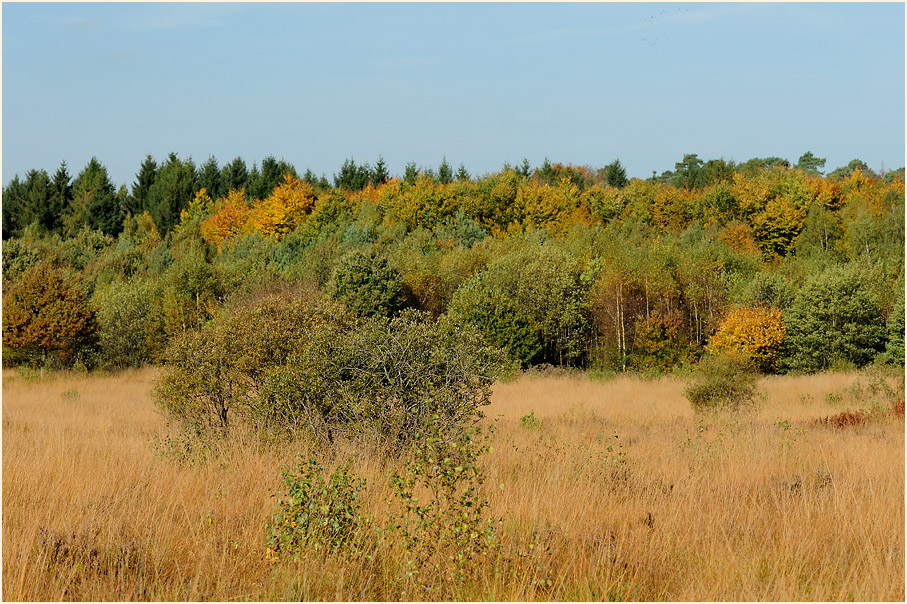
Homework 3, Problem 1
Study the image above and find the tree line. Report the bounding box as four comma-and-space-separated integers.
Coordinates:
2, 151, 904, 376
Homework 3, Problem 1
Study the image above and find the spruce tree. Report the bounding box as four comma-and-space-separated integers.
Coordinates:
129, 154, 158, 215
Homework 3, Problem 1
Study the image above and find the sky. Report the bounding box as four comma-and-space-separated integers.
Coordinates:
2, 2, 905, 188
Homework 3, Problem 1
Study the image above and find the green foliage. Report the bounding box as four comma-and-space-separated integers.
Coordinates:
156, 287, 346, 433
155, 290, 503, 450
600, 159, 629, 189
69, 157, 122, 237
266, 459, 366, 561
146, 152, 198, 235
447, 273, 542, 367
684, 354, 759, 413
2, 264, 98, 367
520, 410, 543, 430
334, 157, 371, 191
785, 264, 887, 372
327, 248, 407, 318
388, 415, 499, 593
91, 277, 165, 368
884, 285, 904, 366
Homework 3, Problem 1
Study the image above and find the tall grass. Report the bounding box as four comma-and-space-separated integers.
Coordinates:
3, 368, 903, 600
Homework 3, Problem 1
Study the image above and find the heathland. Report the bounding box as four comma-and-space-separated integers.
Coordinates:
3, 367, 903, 601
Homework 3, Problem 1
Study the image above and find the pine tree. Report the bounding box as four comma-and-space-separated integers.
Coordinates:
70, 157, 121, 236
146, 153, 198, 235
601, 159, 629, 189
220, 156, 249, 194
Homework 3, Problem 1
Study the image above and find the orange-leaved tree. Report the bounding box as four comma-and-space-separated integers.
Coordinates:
708, 306, 785, 373
201, 189, 251, 248
2, 265, 99, 366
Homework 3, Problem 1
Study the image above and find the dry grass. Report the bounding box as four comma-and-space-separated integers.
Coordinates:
2, 368, 904, 600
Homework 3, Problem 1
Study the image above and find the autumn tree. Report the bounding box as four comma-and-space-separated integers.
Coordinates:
709, 306, 786, 373
3, 264, 99, 366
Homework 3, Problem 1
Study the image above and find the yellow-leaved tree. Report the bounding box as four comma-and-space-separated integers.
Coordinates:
709, 306, 786, 373
247, 174, 315, 240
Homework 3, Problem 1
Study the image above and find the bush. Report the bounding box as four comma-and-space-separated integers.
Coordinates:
266, 459, 366, 561
2, 264, 98, 367
630, 313, 691, 373
327, 247, 407, 317
447, 273, 541, 367
784, 264, 887, 372
388, 415, 499, 593
92, 277, 165, 368
684, 354, 759, 413
155, 290, 504, 451
155, 287, 348, 434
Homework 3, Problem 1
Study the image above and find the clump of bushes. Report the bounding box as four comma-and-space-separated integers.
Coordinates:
684, 354, 759, 413
327, 247, 407, 318
154, 287, 504, 450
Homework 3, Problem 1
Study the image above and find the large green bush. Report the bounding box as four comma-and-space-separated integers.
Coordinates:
447, 273, 541, 367
448, 238, 591, 367
784, 264, 887, 372
91, 277, 165, 368
327, 247, 407, 317
155, 289, 503, 450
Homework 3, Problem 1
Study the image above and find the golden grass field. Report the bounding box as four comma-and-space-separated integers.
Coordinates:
2, 367, 904, 601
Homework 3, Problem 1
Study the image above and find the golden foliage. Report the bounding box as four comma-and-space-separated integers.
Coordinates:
247, 174, 316, 240
200, 189, 250, 248
709, 306, 786, 372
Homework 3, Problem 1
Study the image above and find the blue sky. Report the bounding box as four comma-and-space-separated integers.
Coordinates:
3, 2, 904, 188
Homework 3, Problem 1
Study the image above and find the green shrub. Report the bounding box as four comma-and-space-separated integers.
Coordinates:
155, 287, 348, 434
784, 264, 887, 373
266, 459, 366, 561
520, 411, 543, 430
155, 291, 504, 451
388, 414, 499, 594
684, 354, 759, 413
92, 277, 164, 368
447, 273, 541, 367
327, 247, 406, 317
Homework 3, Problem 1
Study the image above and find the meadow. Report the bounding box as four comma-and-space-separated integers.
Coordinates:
2, 367, 903, 601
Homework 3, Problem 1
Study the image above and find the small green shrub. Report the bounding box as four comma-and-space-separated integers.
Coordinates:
520, 411, 543, 430
684, 354, 759, 413
266, 459, 366, 561
61, 388, 80, 401
388, 414, 499, 594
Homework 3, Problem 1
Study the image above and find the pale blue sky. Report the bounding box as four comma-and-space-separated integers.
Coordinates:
3, 2, 904, 188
